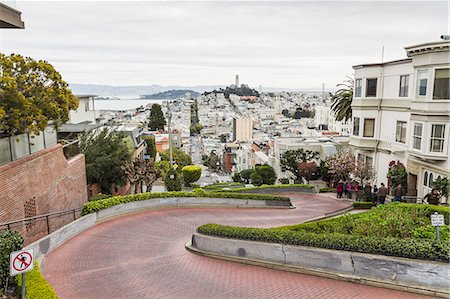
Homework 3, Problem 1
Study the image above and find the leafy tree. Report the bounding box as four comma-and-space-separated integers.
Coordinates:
219, 134, 227, 143
319, 159, 332, 184
331, 77, 353, 122
142, 135, 156, 158
239, 169, 254, 183
281, 109, 291, 117
280, 149, 319, 181
297, 162, 318, 183
250, 171, 263, 186
202, 151, 220, 171
386, 161, 407, 190
325, 151, 356, 182
182, 165, 202, 187
79, 128, 133, 194
141, 158, 161, 192
255, 164, 277, 185
160, 148, 192, 169
123, 158, 161, 193
432, 177, 449, 202
293, 108, 310, 119
0, 54, 78, 137
353, 162, 376, 185
232, 172, 242, 182
148, 104, 166, 131
164, 167, 183, 191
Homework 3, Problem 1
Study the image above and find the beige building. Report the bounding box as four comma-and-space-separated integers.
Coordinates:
350, 40, 449, 198
233, 117, 253, 142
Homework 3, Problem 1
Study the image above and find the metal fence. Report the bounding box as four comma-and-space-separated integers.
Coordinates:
0, 208, 83, 245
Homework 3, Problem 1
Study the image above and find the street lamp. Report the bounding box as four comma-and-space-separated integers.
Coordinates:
167, 100, 173, 168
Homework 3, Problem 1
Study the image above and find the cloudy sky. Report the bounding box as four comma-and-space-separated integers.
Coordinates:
2, 1, 448, 90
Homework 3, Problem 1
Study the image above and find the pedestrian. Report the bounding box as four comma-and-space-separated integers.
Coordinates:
372, 184, 378, 203
423, 188, 440, 205
364, 183, 372, 201
346, 181, 352, 199
336, 182, 344, 199
343, 180, 349, 198
394, 184, 403, 202
377, 183, 387, 204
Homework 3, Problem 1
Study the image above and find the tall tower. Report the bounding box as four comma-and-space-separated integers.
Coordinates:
235, 75, 239, 87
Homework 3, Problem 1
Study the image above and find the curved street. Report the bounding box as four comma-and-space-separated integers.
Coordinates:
42, 193, 431, 298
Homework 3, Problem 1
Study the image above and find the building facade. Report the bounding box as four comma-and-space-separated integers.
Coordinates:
233, 117, 253, 141
350, 40, 449, 197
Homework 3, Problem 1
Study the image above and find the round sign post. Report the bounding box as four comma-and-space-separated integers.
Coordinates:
9, 249, 34, 299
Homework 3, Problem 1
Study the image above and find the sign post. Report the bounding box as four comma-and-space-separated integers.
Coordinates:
431, 212, 445, 241
9, 249, 34, 299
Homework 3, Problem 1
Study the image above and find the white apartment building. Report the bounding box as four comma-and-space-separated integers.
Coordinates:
350, 40, 449, 197
68, 95, 96, 124
328, 110, 351, 135
314, 106, 330, 128
233, 117, 253, 141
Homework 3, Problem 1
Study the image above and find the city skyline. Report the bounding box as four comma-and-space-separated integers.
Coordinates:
1, 1, 447, 89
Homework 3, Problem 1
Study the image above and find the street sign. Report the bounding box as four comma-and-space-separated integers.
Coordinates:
10, 249, 34, 276
431, 213, 445, 227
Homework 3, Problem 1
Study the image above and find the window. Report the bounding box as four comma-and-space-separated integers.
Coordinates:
416, 70, 428, 97
363, 118, 375, 137
399, 75, 409, 97
433, 68, 449, 100
430, 124, 445, 153
85, 100, 90, 111
423, 171, 428, 186
353, 117, 360, 136
355, 79, 362, 97
412, 123, 422, 150
366, 156, 373, 166
395, 121, 407, 143
366, 79, 377, 97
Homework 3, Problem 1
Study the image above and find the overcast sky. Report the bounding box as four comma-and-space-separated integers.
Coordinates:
2, 1, 448, 89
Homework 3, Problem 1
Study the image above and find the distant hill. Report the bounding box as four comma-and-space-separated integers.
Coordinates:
69, 84, 223, 96
204, 84, 259, 99
141, 90, 200, 99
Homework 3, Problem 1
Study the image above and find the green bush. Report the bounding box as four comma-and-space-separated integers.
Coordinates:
88, 193, 112, 202
82, 191, 290, 215
17, 262, 58, 299
255, 165, 277, 185
164, 168, 183, 191
182, 165, 202, 187
197, 204, 450, 261
352, 202, 376, 209
216, 184, 315, 193
319, 187, 336, 193
0, 230, 23, 293
279, 178, 289, 184
250, 172, 263, 186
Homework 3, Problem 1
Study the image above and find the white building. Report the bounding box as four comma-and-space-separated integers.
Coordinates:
314, 106, 330, 128
350, 40, 449, 198
68, 95, 96, 124
233, 117, 253, 142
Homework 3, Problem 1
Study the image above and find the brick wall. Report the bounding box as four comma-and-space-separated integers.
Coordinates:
0, 144, 88, 244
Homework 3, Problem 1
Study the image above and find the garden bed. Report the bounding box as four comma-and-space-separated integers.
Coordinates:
213, 184, 315, 193
197, 203, 450, 261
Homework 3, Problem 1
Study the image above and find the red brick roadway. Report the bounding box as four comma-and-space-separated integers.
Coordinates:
42, 193, 432, 299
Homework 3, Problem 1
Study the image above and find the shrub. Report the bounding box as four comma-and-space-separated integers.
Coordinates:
88, 193, 112, 202
164, 168, 183, 191
232, 172, 242, 183
352, 202, 376, 209
81, 191, 290, 215
196, 204, 450, 261
17, 262, 57, 299
319, 187, 336, 193
250, 172, 263, 186
239, 169, 254, 183
279, 178, 289, 184
255, 165, 277, 185
0, 230, 23, 293
216, 184, 315, 193
182, 165, 202, 187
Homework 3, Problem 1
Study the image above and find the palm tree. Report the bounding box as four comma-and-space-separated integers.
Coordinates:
331, 77, 354, 122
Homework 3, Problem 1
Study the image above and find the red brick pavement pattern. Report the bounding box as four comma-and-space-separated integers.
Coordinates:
42, 194, 432, 299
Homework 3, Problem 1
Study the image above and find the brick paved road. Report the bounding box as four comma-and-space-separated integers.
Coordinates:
42, 193, 432, 298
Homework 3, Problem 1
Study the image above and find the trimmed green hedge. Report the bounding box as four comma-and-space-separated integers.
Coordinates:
82, 191, 290, 215
319, 187, 336, 193
197, 203, 450, 261
0, 230, 23, 294
17, 262, 58, 299
353, 202, 377, 209
214, 184, 315, 193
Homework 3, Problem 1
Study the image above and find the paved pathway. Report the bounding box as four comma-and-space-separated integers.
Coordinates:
42, 193, 431, 298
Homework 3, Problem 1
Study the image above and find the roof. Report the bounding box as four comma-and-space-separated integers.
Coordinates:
352, 58, 411, 69
405, 41, 450, 57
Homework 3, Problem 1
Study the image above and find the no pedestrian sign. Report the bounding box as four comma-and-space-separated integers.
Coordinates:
10, 249, 34, 276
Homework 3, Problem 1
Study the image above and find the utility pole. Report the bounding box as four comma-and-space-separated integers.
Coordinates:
167, 100, 173, 168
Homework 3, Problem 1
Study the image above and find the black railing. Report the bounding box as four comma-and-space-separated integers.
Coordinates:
62, 139, 81, 160
0, 208, 83, 236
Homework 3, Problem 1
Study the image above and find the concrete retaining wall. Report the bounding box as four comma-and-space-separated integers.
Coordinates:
25, 196, 291, 261
189, 233, 450, 297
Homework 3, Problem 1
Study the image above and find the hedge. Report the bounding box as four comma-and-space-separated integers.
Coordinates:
17, 262, 58, 299
82, 191, 290, 215
352, 202, 377, 209
0, 230, 23, 294
319, 187, 336, 193
197, 204, 450, 262
214, 184, 315, 193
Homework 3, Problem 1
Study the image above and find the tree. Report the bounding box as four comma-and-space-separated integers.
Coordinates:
239, 169, 254, 183
232, 172, 242, 182
202, 151, 220, 171
0, 54, 78, 137
432, 177, 449, 203
182, 165, 202, 187
353, 162, 376, 185
123, 158, 161, 193
79, 128, 133, 194
160, 148, 192, 169
331, 77, 353, 122
142, 135, 156, 158
255, 164, 277, 185
164, 168, 183, 191
297, 162, 318, 183
386, 161, 407, 190
325, 151, 356, 182
219, 134, 227, 143
280, 149, 319, 181
250, 171, 263, 186
140, 158, 161, 192
122, 158, 141, 194
148, 104, 166, 131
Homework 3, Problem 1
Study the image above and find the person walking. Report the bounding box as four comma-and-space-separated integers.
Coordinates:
394, 184, 403, 202
377, 183, 387, 204
423, 188, 440, 205
346, 181, 352, 199
336, 182, 344, 199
